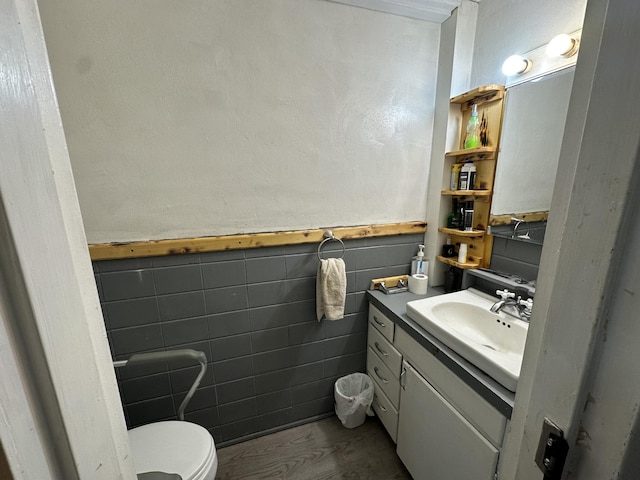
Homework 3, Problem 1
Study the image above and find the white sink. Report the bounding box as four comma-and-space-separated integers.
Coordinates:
406, 288, 528, 391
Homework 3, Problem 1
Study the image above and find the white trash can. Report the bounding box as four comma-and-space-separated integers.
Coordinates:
334, 373, 374, 428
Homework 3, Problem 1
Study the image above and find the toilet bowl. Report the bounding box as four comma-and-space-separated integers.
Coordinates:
128, 420, 217, 480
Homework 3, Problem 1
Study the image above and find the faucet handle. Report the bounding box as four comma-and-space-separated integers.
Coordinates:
518, 297, 534, 313
496, 289, 515, 300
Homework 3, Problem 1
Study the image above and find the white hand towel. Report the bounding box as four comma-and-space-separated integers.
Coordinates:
316, 258, 346, 321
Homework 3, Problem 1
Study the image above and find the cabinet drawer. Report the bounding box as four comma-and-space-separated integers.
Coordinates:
367, 347, 400, 408
368, 325, 402, 378
372, 378, 399, 443
395, 328, 507, 447
368, 304, 394, 342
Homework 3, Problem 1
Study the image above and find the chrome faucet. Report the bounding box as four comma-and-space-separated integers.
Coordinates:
490, 289, 517, 313
490, 289, 534, 321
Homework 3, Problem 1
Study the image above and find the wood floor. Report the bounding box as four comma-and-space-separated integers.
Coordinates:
216, 416, 412, 480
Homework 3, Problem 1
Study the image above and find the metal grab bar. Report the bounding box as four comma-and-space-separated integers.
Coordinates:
114, 349, 207, 421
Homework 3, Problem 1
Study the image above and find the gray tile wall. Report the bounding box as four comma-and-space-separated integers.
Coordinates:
490, 237, 543, 282
95, 234, 424, 446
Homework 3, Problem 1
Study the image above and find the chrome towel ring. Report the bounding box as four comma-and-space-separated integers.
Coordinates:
317, 230, 345, 261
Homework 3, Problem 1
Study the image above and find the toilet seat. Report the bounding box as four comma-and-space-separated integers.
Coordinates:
128, 421, 218, 480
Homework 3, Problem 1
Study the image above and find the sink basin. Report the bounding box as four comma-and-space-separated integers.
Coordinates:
406, 288, 528, 391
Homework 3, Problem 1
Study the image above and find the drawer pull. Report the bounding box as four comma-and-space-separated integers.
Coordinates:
373, 315, 386, 328
374, 341, 389, 357
374, 366, 389, 384
375, 401, 387, 413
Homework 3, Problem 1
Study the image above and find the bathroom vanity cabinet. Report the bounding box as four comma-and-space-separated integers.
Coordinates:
437, 85, 506, 270
367, 290, 513, 480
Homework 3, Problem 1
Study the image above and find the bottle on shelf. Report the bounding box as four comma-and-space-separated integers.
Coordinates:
464, 103, 480, 149
441, 237, 456, 257
463, 200, 475, 231
468, 161, 477, 190
458, 160, 476, 191
450, 162, 462, 190
447, 199, 461, 229
458, 161, 470, 190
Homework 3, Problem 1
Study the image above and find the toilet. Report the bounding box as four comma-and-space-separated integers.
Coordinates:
114, 349, 218, 480
128, 420, 217, 480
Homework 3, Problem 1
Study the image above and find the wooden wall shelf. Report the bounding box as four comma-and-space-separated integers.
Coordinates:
450, 85, 505, 107
438, 227, 485, 238
441, 190, 492, 197
445, 147, 496, 160
438, 84, 506, 272
436, 255, 481, 269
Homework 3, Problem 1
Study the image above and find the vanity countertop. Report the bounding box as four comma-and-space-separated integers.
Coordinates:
367, 288, 515, 418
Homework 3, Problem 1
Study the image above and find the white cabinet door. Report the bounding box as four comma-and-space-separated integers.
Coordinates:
397, 362, 499, 480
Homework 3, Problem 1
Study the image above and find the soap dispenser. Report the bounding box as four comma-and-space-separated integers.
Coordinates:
411, 245, 427, 275
464, 104, 480, 149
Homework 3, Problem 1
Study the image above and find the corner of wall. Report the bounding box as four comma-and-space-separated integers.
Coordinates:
450, 0, 478, 97
425, 2, 478, 286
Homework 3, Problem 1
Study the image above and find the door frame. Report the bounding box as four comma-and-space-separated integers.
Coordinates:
0, 0, 134, 478
500, 0, 640, 478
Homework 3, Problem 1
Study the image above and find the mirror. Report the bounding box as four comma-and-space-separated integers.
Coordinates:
490, 67, 575, 228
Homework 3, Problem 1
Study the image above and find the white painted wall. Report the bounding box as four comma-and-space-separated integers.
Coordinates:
470, 0, 587, 87
38, 0, 440, 244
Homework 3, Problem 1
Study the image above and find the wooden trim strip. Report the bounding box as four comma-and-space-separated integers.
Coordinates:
88, 221, 428, 261
489, 211, 549, 226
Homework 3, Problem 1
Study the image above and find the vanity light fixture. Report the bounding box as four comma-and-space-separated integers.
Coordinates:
502, 29, 581, 87
501, 55, 532, 77
546, 33, 579, 58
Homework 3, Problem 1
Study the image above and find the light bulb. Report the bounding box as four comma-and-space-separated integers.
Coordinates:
502, 55, 531, 76
546, 34, 578, 58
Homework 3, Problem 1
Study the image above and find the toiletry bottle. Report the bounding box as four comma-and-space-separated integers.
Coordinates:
468, 161, 477, 190
464, 200, 475, 231
459, 201, 466, 231
411, 245, 426, 275
464, 103, 480, 149
441, 237, 455, 257
447, 199, 461, 229
450, 163, 461, 190
458, 161, 470, 190
458, 160, 476, 190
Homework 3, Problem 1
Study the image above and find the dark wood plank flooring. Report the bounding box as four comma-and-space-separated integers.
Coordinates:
216, 416, 412, 479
